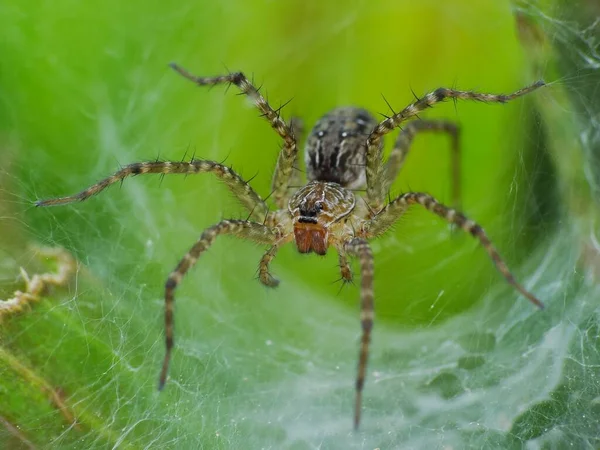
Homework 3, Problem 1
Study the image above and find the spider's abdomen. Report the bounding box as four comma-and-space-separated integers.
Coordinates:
305, 107, 379, 189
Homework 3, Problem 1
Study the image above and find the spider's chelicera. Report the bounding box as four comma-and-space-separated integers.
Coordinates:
37, 63, 546, 429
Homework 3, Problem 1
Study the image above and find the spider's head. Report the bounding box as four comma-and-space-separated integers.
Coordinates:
288, 181, 355, 255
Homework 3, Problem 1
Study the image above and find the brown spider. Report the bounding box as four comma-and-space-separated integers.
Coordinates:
37, 63, 546, 429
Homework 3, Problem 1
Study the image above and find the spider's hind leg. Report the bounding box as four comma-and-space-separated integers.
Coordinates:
383, 120, 461, 210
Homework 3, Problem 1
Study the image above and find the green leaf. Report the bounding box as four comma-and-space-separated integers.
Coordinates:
1, 0, 598, 448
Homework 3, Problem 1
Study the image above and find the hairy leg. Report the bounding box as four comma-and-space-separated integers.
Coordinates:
344, 238, 375, 430
170, 63, 298, 209
289, 116, 305, 140
382, 120, 461, 209
288, 116, 306, 189
365, 81, 546, 209
36, 160, 270, 222
361, 192, 544, 308
158, 220, 277, 390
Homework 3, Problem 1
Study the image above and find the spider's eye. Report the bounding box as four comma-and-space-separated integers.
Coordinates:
299, 202, 323, 219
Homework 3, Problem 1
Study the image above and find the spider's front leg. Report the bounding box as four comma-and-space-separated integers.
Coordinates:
360, 192, 544, 309
171, 63, 299, 209
344, 238, 375, 430
382, 120, 461, 209
36, 160, 270, 222
364, 80, 546, 209
158, 220, 277, 390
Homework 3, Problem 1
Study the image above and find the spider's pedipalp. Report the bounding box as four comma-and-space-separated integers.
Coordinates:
337, 247, 353, 283
365, 80, 546, 209
258, 247, 280, 287
170, 63, 298, 209
344, 238, 375, 430
362, 192, 544, 309
258, 235, 294, 288
159, 219, 278, 390
36, 160, 270, 222
383, 120, 461, 210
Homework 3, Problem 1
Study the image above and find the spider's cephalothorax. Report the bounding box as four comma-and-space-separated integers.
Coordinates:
288, 181, 355, 255
36, 62, 547, 430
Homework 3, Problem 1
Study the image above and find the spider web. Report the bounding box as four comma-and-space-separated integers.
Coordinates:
0, 0, 599, 448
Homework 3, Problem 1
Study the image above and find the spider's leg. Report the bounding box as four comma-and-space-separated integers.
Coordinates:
365, 80, 546, 209
382, 120, 461, 210
258, 234, 293, 287
170, 63, 298, 209
36, 160, 270, 222
361, 192, 544, 309
344, 238, 374, 430
158, 219, 277, 390
289, 116, 305, 140
287, 116, 306, 189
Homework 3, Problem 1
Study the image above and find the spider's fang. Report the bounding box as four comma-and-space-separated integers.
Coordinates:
293, 223, 328, 255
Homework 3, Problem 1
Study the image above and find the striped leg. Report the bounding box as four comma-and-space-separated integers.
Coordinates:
289, 116, 305, 141
345, 238, 375, 430
287, 116, 306, 189
158, 220, 277, 390
365, 80, 546, 209
170, 63, 298, 209
36, 160, 270, 222
382, 120, 461, 209
361, 192, 544, 309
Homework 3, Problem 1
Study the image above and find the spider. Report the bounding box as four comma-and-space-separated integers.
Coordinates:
37, 63, 546, 429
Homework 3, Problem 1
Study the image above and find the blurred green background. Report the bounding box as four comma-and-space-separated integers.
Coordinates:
0, 0, 598, 448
